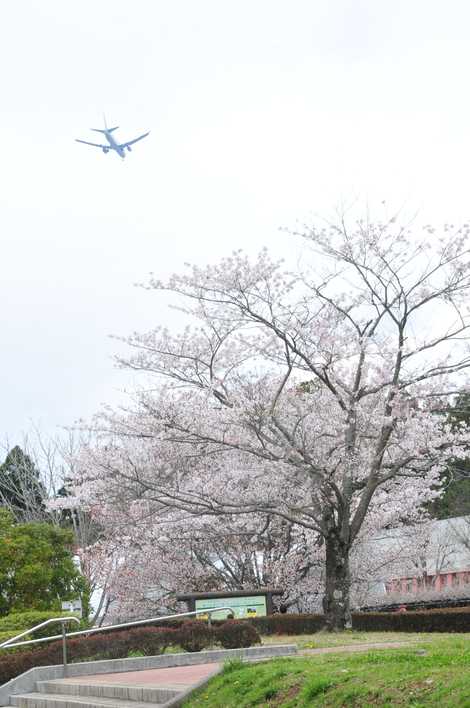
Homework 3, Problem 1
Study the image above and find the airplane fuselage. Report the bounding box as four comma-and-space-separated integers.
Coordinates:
76, 119, 149, 159
104, 131, 126, 158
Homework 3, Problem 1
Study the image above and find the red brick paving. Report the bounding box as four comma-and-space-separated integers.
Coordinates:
62, 663, 221, 687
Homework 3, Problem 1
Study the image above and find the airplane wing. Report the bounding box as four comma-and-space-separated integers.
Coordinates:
119, 131, 150, 149
75, 139, 109, 149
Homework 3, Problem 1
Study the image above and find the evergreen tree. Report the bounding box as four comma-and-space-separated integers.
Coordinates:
431, 393, 470, 519
0, 446, 46, 521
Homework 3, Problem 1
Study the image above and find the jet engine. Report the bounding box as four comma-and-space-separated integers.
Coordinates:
127, 145, 132, 152
102, 147, 109, 154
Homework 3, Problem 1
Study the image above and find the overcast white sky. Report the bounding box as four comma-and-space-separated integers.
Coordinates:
3, 0, 470, 444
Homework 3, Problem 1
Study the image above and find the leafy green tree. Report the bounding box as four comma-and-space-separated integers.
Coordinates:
0, 509, 88, 616
431, 393, 470, 519
0, 446, 46, 521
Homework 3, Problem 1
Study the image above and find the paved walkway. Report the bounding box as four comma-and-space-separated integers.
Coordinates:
62, 663, 221, 689
298, 640, 417, 656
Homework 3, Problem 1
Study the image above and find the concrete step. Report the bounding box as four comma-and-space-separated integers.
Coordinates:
1, 645, 297, 708
10, 694, 165, 708
36, 681, 179, 704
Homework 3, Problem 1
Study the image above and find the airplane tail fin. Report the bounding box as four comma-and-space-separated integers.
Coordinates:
91, 114, 119, 133
91, 126, 119, 134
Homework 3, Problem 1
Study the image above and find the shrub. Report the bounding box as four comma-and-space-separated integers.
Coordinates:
216, 621, 261, 649
0, 631, 20, 647
99, 609, 470, 642
178, 621, 213, 652
0, 631, 34, 656
68, 627, 177, 661
244, 608, 470, 634
248, 613, 326, 635
0, 611, 81, 639
0, 650, 38, 685
0, 627, 178, 684
352, 607, 470, 633
0, 616, 265, 684
0, 611, 84, 658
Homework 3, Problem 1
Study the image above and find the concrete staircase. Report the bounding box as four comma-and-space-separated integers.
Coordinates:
2, 645, 298, 708
11, 682, 173, 708
8, 663, 223, 708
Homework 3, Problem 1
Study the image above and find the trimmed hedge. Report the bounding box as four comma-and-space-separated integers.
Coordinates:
216, 620, 261, 649
247, 614, 326, 636
0, 626, 179, 684
0, 632, 21, 650
178, 622, 214, 652
57, 607, 470, 646
245, 608, 470, 634
0, 620, 260, 685
353, 608, 470, 633
0, 611, 82, 639
0, 631, 41, 656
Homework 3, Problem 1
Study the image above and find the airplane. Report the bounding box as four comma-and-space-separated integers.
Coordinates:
76, 116, 150, 159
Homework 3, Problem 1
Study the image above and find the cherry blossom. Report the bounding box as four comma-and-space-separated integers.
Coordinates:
70, 219, 470, 630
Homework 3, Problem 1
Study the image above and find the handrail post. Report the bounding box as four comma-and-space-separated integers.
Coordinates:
61, 622, 68, 677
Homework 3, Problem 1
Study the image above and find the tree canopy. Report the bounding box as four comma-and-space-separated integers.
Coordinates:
0, 446, 46, 521
0, 508, 87, 616
431, 392, 470, 519
70, 218, 470, 630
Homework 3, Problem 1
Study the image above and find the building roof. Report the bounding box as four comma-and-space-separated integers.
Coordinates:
177, 588, 284, 601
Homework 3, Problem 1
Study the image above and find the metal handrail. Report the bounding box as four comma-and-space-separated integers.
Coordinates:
0, 616, 80, 649
0, 607, 236, 676
0, 616, 81, 677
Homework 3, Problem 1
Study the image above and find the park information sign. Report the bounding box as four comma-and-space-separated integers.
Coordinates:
177, 588, 283, 617
195, 594, 267, 620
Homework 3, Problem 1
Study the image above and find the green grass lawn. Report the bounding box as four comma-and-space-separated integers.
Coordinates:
184, 636, 470, 707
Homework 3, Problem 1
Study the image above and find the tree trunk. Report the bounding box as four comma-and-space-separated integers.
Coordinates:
322, 532, 352, 631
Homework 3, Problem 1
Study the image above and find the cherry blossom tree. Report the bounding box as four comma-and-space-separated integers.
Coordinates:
74, 218, 470, 630
61, 463, 436, 622
63, 493, 325, 622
